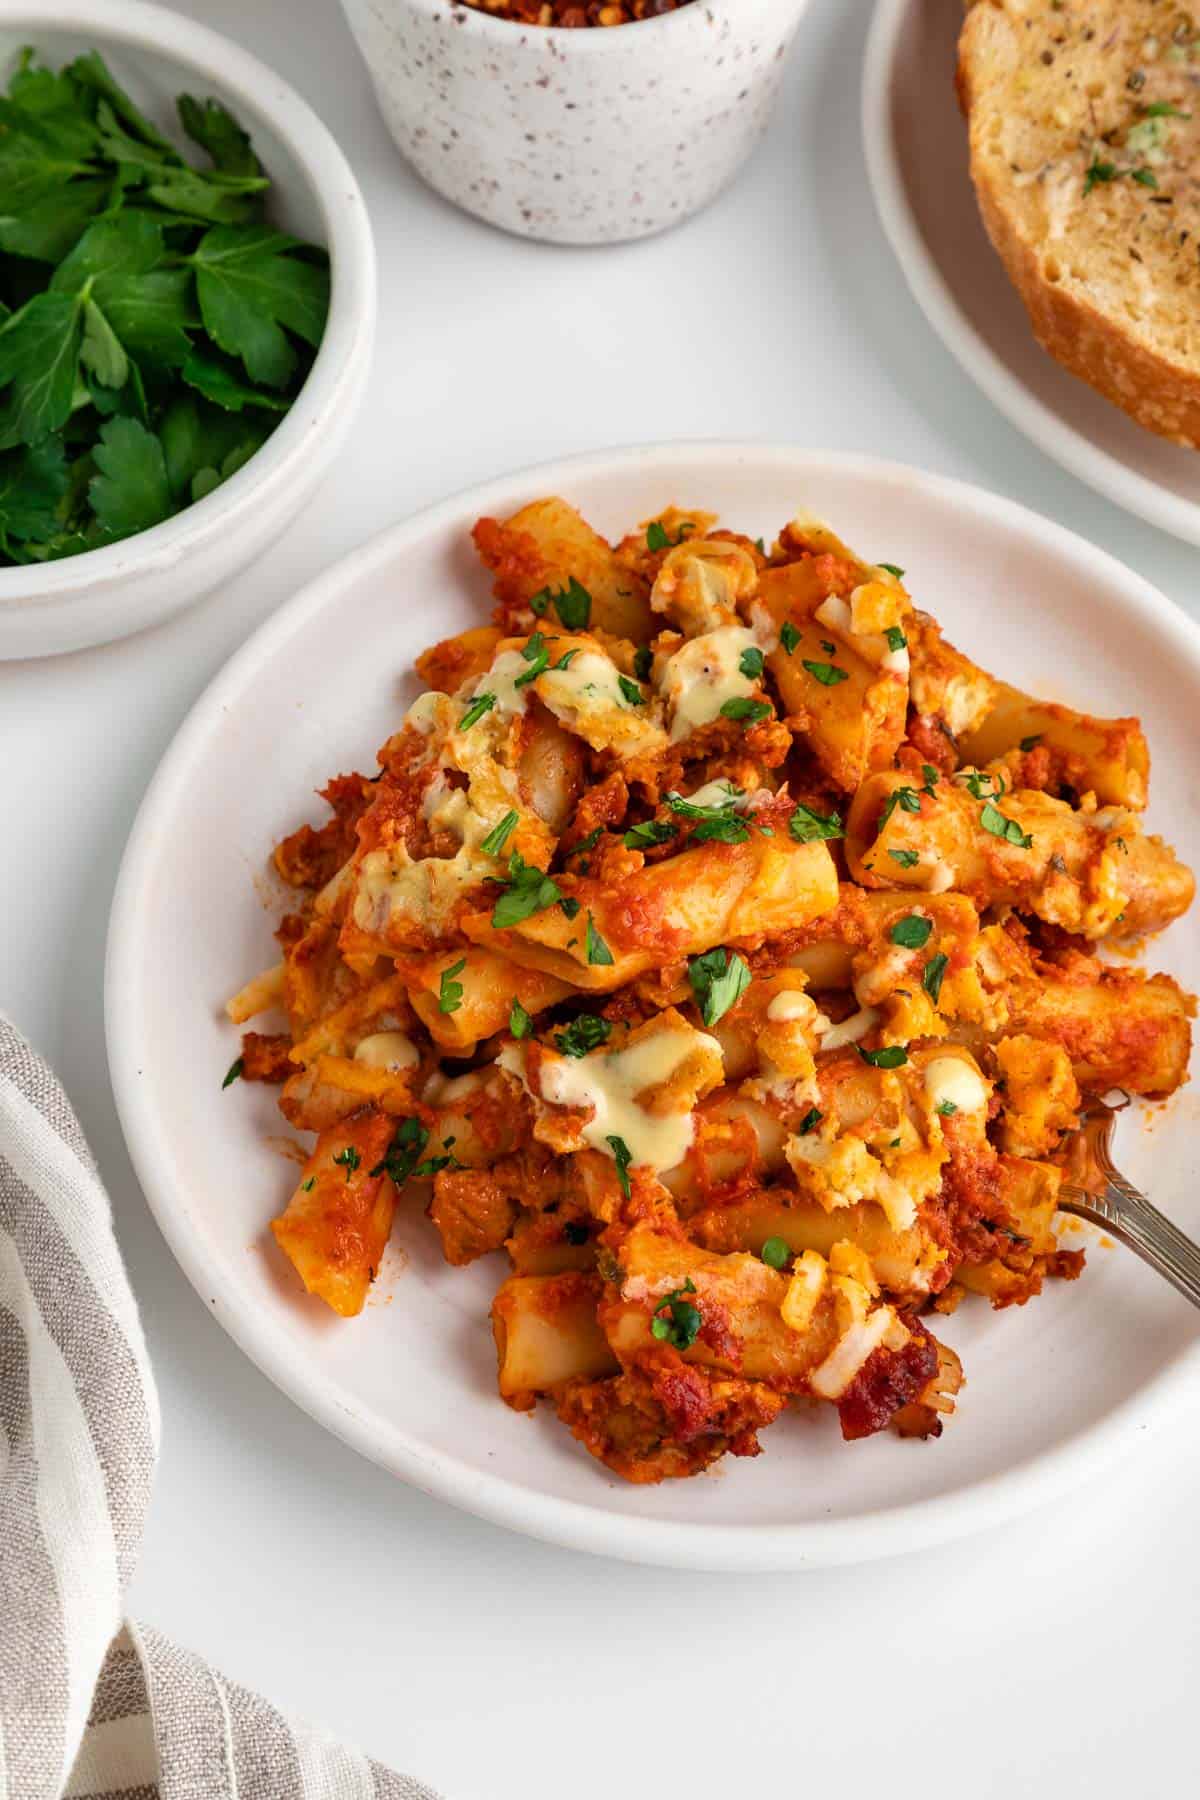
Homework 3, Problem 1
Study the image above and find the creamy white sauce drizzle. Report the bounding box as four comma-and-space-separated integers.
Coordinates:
354, 1031, 419, 1071
659, 625, 759, 742
923, 1055, 988, 1115
538, 1023, 723, 1171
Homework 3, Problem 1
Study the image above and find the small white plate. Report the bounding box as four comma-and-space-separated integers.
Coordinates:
106, 443, 1200, 1571
862, 0, 1200, 548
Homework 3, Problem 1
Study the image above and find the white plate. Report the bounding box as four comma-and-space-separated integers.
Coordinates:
106, 443, 1200, 1571
862, 0, 1200, 548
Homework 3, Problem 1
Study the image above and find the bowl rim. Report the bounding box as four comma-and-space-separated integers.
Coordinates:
106, 437, 1200, 1571
0, 0, 375, 610
376, 0, 774, 52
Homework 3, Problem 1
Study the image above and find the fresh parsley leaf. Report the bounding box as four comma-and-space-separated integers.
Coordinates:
617, 673, 646, 706
554, 1014, 611, 1058
876, 786, 922, 831
558, 896, 581, 921
607, 1133, 634, 1200
1132, 167, 1159, 188
936, 1099, 958, 1117
0, 438, 68, 541
720, 697, 771, 724
1084, 157, 1120, 196
333, 1144, 361, 1178
646, 519, 691, 551
371, 1116, 429, 1185
692, 815, 751, 844
585, 912, 614, 966
1142, 101, 1191, 118
221, 1055, 243, 1089
67, 50, 179, 155
623, 819, 677, 851
80, 298, 128, 390
980, 801, 1033, 848
301, 1177, 315, 1192
797, 1106, 822, 1135
922, 952, 949, 1007
529, 575, 591, 630
650, 1278, 701, 1348
178, 93, 263, 178
760, 1236, 790, 1271
857, 1044, 909, 1069
459, 691, 496, 730
890, 914, 932, 950
633, 645, 653, 681
877, 562, 905, 579
664, 787, 741, 820
688, 947, 751, 1027
780, 620, 800, 654
490, 851, 562, 928
921, 763, 939, 792
885, 625, 907, 653
789, 802, 844, 844
888, 848, 920, 868
554, 649, 578, 670
802, 659, 849, 686
514, 630, 549, 687
0, 291, 83, 444
88, 416, 172, 541
438, 956, 467, 1014
189, 224, 329, 389
509, 999, 532, 1039
570, 827, 603, 859
180, 348, 289, 413
480, 809, 519, 856
739, 646, 765, 680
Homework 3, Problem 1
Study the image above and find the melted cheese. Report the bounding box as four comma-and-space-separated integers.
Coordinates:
405, 689, 447, 734
353, 843, 488, 937
767, 990, 814, 1023
660, 625, 759, 742
684, 778, 747, 812
472, 648, 531, 719
537, 646, 667, 760
817, 1005, 880, 1050
810, 1307, 902, 1400
923, 1055, 988, 1115
537, 1022, 723, 1172
814, 593, 909, 678
354, 1031, 419, 1071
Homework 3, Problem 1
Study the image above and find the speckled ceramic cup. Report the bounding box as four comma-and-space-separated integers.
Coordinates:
338, 0, 812, 244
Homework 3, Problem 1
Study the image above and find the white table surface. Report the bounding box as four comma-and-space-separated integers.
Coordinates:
3, 1, 1199, 1793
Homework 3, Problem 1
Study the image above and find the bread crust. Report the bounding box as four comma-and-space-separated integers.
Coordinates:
958, 6, 1200, 449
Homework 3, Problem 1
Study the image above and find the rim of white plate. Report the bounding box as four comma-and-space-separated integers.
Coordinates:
106, 441, 1200, 1571
861, 0, 1200, 550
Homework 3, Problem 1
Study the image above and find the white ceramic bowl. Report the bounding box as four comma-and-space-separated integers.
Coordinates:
0, 0, 376, 661
338, 0, 811, 245
107, 442, 1200, 1571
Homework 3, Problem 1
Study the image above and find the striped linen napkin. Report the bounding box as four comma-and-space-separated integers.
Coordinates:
0, 1015, 439, 1800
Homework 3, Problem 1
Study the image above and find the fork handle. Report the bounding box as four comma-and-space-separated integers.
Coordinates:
1060, 1176, 1200, 1313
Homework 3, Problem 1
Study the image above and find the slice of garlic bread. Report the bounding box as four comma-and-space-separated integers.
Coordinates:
958, 0, 1200, 446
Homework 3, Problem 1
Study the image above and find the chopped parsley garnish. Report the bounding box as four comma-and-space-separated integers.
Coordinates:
617, 673, 646, 706
438, 957, 466, 1014
665, 787, 741, 819
980, 801, 1033, 848
720, 697, 771, 724
921, 763, 940, 792
333, 1145, 361, 1178
802, 659, 849, 686
490, 851, 562, 928
571, 827, 603, 859
459, 691, 495, 730
1019, 734, 1042, 752
958, 768, 1000, 799
797, 1106, 822, 1135
646, 519, 691, 552
877, 563, 904, 578
633, 645, 653, 681
480, 809, 519, 857
222, 1055, 243, 1089
607, 1133, 634, 1200
789, 801, 844, 844
754, 537, 766, 555
1132, 168, 1159, 188
890, 914, 932, 950
1142, 101, 1191, 117
650, 1278, 701, 1348
739, 646, 765, 680
688, 946, 751, 1027
888, 848, 920, 868
780, 620, 801, 655
554, 649, 579, 670
760, 1237, 790, 1271
922, 951, 949, 1007
514, 630, 549, 688
508, 999, 532, 1039
555, 1014, 611, 1058
558, 896, 581, 920
529, 575, 591, 630
876, 786, 922, 831
301, 1177, 315, 1192
623, 819, 677, 851
857, 1044, 909, 1069
936, 1099, 958, 1118
371, 1117, 453, 1185
1084, 157, 1120, 195
820, 640, 838, 656
884, 625, 907, 653
585, 912, 614, 966
692, 814, 751, 845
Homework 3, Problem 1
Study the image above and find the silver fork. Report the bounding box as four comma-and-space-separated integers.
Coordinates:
1057, 1096, 1200, 1311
